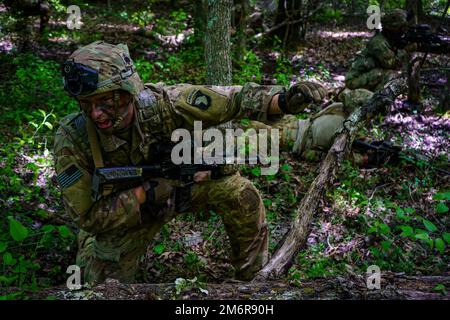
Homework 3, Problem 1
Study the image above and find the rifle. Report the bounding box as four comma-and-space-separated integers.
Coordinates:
91, 161, 227, 212
352, 139, 450, 175
91, 143, 259, 212
403, 24, 450, 55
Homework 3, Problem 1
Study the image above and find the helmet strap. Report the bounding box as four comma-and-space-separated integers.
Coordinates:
112, 91, 132, 129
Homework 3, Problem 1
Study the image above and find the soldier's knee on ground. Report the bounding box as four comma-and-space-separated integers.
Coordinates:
338, 88, 374, 113
218, 176, 268, 280
74, 223, 164, 285
345, 68, 389, 91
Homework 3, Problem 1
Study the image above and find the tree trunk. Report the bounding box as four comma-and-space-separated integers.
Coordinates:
193, 0, 208, 45
406, 0, 419, 24
234, 0, 249, 64
205, 0, 233, 85
438, 69, 450, 112
407, 56, 422, 106
274, 0, 304, 48
255, 78, 407, 280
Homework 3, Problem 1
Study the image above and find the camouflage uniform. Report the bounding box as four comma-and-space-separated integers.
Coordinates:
54, 41, 348, 284
345, 10, 410, 92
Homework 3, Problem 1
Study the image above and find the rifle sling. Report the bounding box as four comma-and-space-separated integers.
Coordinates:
86, 117, 113, 197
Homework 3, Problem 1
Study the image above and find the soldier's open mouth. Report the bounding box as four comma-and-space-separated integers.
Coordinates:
97, 119, 112, 129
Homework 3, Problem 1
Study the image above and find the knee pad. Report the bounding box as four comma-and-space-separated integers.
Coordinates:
293, 103, 346, 156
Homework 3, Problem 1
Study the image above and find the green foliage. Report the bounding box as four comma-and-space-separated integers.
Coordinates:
274, 54, 292, 86
174, 277, 208, 296
8, 217, 29, 242
0, 53, 77, 132
289, 244, 346, 280
233, 50, 263, 84
135, 45, 205, 84
131, 9, 155, 27
154, 9, 189, 36
314, 8, 344, 24
0, 53, 78, 292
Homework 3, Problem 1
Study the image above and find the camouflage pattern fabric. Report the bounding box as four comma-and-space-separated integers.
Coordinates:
345, 32, 409, 91
75, 173, 267, 283
55, 41, 345, 284
54, 81, 282, 283
67, 41, 145, 99
381, 9, 408, 31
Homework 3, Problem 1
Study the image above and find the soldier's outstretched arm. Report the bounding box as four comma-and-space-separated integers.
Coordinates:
158, 81, 327, 130
54, 126, 143, 234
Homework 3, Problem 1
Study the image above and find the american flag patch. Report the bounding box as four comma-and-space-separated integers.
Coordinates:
56, 165, 82, 190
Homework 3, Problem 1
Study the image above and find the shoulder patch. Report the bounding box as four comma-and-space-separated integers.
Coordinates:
186, 89, 211, 110
56, 164, 82, 190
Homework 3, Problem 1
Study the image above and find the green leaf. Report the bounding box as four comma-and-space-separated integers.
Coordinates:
0, 242, 7, 253
263, 199, 272, 208
57, 225, 73, 238
415, 228, 427, 234
415, 233, 430, 241
433, 284, 446, 295
436, 203, 449, 214
154, 243, 165, 255
240, 118, 250, 126
396, 208, 411, 222
44, 122, 53, 130
379, 223, 391, 235
433, 191, 450, 201
3, 252, 17, 266
367, 226, 377, 234
404, 207, 415, 214
399, 225, 414, 237
8, 217, 29, 242
435, 238, 445, 254
443, 232, 450, 244
42, 225, 55, 232
422, 219, 437, 233
381, 240, 392, 251
251, 167, 261, 177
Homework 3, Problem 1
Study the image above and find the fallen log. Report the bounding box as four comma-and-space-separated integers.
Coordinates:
255, 78, 408, 280
5, 272, 448, 300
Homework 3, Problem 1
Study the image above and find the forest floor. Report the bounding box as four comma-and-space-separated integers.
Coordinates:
0, 1, 449, 300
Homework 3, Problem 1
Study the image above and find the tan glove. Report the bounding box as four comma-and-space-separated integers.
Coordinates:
280, 81, 328, 114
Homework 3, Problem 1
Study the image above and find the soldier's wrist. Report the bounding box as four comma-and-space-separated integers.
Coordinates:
133, 185, 147, 204
277, 92, 289, 114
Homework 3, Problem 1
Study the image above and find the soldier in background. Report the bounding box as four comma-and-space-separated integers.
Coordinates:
345, 9, 415, 92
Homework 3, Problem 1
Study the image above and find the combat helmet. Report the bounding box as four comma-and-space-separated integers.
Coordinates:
381, 9, 409, 32
61, 41, 144, 99
62, 41, 145, 129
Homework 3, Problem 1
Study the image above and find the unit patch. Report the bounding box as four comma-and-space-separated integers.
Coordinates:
56, 164, 82, 190
186, 89, 211, 110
